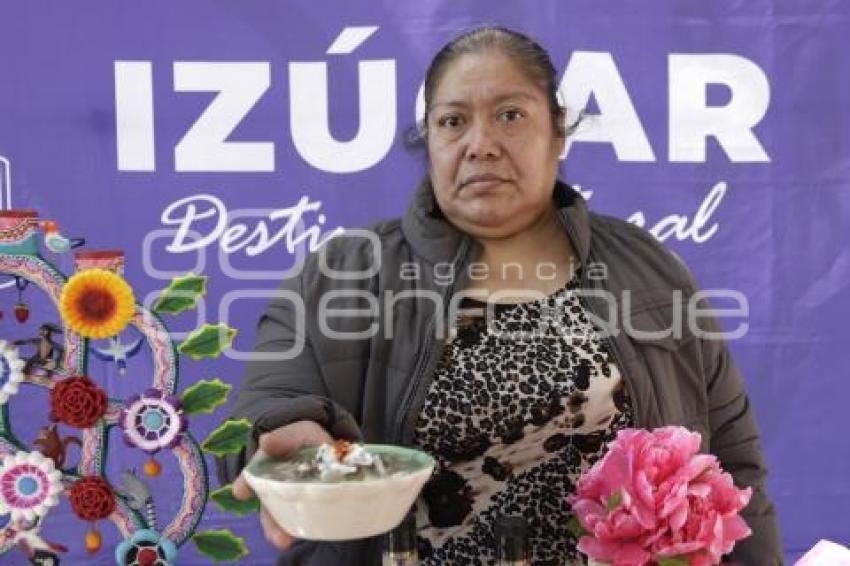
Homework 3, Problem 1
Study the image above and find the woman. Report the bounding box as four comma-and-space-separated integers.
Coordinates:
219, 27, 782, 565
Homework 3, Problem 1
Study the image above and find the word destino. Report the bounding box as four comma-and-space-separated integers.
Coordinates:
156, 180, 726, 260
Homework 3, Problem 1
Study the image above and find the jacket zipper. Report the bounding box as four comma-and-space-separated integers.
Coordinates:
573, 261, 641, 427
392, 238, 473, 445
558, 212, 642, 428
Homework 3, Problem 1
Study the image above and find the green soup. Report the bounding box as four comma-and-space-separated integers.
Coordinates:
249, 444, 434, 484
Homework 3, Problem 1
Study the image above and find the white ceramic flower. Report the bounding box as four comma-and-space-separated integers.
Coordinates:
0, 340, 25, 405
120, 390, 187, 454
0, 451, 63, 522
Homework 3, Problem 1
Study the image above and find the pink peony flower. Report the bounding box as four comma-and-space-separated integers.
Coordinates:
568, 427, 752, 565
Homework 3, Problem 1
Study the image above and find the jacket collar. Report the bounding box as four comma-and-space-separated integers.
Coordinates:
401, 176, 591, 266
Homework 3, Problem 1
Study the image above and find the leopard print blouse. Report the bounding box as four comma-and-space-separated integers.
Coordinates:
412, 273, 634, 565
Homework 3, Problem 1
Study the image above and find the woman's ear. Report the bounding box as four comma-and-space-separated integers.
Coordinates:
555, 106, 568, 155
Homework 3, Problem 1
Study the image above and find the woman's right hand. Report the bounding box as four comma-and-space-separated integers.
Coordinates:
232, 420, 333, 550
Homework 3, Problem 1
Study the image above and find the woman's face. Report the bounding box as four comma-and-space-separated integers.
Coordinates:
427, 50, 565, 239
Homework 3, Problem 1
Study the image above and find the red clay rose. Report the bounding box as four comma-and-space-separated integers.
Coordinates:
50, 376, 107, 428
69, 476, 116, 521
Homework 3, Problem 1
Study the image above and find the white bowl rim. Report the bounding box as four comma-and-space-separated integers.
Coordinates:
243, 443, 436, 489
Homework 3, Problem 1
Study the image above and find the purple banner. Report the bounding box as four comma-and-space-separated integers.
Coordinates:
1, 1, 848, 562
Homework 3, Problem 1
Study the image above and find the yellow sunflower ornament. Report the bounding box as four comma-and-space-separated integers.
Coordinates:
60, 268, 135, 339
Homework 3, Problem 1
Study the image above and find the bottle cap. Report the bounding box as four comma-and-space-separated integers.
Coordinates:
495, 515, 528, 561
386, 511, 417, 553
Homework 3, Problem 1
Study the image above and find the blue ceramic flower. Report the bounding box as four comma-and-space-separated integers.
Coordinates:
115, 529, 177, 566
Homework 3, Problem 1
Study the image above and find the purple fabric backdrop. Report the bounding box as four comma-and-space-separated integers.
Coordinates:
1, 1, 848, 563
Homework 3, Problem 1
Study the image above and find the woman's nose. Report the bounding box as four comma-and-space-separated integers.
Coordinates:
464, 121, 501, 161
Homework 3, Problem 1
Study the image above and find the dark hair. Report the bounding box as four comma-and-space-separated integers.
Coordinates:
418, 26, 573, 142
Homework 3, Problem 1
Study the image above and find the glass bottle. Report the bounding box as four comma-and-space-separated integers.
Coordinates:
383, 512, 418, 566
495, 515, 530, 566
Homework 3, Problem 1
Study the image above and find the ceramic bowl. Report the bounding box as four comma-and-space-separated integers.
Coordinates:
242, 444, 435, 541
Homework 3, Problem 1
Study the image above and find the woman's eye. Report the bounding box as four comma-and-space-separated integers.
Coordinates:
438, 115, 464, 128
498, 109, 524, 122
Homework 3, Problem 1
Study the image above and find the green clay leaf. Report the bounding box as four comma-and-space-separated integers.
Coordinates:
181, 378, 231, 415
153, 272, 208, 315
178, 323, 237, 360
210, 484, 260, 516
192, 529, 249, 563
201, 418, 252, 456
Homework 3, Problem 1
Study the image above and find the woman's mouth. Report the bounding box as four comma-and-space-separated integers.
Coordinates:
460, 174, 508, 192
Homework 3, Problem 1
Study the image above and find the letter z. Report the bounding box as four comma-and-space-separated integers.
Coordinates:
174, 62, 274, 172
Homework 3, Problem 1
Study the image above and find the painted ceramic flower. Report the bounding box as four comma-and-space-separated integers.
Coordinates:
0, 340, 25, 405
120, 389, 187, 454
115, 529, 177, 566
59, 268, 135, 339
69, 475, 116, 521
49, 375, 108, 429
0, 451, 63, 522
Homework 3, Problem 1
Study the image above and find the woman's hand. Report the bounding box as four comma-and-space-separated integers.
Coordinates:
232, 420, 333, 549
